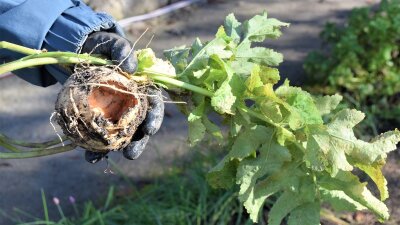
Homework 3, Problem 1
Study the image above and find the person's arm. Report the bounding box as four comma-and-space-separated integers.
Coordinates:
0, 0, 122, 86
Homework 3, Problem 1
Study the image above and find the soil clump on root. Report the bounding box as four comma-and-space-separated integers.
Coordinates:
55, 66, 149, 152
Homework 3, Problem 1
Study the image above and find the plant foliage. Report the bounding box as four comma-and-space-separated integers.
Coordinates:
138, 12, 400, 224
304, 0, 400, 132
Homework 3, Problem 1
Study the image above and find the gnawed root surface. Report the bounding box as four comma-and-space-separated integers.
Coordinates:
55, 67, 148, 152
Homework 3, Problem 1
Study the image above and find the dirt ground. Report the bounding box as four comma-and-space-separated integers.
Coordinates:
2, 0, 399, 224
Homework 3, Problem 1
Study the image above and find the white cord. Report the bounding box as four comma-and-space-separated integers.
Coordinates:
118, 0, 205, 28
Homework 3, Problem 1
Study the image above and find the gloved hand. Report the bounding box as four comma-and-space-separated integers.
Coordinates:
81, 32, 164, 163
81, 31, 138, 73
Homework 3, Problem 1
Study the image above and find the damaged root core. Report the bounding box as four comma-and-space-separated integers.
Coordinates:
55, 67, 148, 152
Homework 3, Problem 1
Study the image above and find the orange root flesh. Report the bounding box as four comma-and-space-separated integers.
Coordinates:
88, 81, 138, 123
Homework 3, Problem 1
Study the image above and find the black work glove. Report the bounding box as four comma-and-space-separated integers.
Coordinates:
81, 32, 164, 163
81, 31, 137, 74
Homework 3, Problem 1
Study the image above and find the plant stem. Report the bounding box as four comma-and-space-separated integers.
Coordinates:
0, 133, 67, 148
142, 68, 176, 77
0, 144, 76, 159
147, 74, 213, 97
20, 52, 111, 64
0, 56, 110, 75
0, 138, 21, 153
0, 41, 42, 55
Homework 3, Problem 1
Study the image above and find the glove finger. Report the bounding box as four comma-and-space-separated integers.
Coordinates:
81, 32, 137, 74
111, 38, 137, 74
81, 32, 118, 57
122, 135, 150, 160
142, 86, 164, 136
85, 150, 108, 164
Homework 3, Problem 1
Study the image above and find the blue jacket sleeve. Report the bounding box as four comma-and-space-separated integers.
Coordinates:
0, 0, 124, 86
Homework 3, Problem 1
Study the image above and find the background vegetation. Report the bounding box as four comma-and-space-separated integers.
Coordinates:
304, 0, 400, 135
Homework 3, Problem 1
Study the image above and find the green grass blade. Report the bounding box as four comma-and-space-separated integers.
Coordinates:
41, 189, 49, 223
104, 186, 114, 210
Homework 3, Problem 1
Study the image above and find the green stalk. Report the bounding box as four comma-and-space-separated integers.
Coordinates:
0, 56, 111, 75
147, 74, 213, 97
19, 52, 111, 63
0, 41, 42, 55
0, 134, 67, 148
0, 139, 21, 153
141, 68, 176, 77
0, 144, 76, 159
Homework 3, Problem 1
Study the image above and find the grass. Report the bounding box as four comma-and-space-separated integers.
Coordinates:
1, 150, 270, 225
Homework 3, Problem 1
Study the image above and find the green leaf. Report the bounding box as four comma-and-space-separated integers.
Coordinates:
244, 163, 301, 222
320, 188, 366, 211
327, 109, 365, 132
305, 124, 353, 175
326, 110, 400, 164
244, 65, 264, 96
137, 48, 177, 78
188, 101, 206, 146
203, 68, 226, 90
229, 110, 249, 137
188, 120, 205, 147
207, 156, 239, 189
136, 48, 156, 72
202, 116, 223, 141
230, 125, 270, 159
164, 46, 190, 74
287, 202, 320, 225
275, 126, 296, 146
243, 12, 290, 42
191, 38, 203, 56
355, 161, 389, 201
229, 59, 255, 77
313, 94, 343, 116
268, 178, 317, 225
244, 65, 279, 100
236, 43, 283, 67
193, 67, 209, 79
259, 101, 283, 123
236, 128, 291, 216
305, 109, 400, 177
349, 129, 400, 164
276, 84, 324, 129
268, 190, 303, 225
210, 56, 243, 114
211, 80, 237, 114
224, 13, 242, 43
259, 66, 280, 84
181, 38, 232, 78
320, 171, 389, 221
